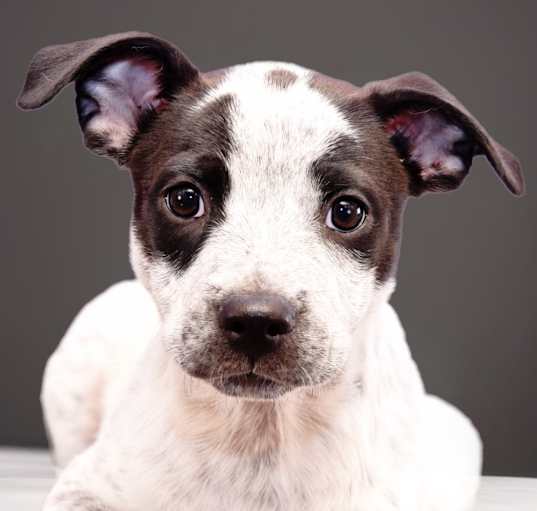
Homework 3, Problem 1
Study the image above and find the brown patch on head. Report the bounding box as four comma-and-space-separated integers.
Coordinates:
202, 67, 230, 89
266, 69, 298, 89
308, 71, 359, 103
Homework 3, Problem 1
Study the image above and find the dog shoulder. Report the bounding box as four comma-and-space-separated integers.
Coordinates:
60, 280, 159, 351
415, 395, 482, 510
42, 280, 161, 466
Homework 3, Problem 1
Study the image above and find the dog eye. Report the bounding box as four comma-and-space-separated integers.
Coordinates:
165, 184, 205, 218
326, 197, 367, 232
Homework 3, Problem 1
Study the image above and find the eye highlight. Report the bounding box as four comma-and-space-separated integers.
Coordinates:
165, 184, 205, 219
325, 196, 367, 232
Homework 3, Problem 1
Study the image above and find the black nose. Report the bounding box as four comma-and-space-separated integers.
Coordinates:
219, 293, 296, 362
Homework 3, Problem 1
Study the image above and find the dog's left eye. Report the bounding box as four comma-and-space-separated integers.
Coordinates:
326, 197, 367, 232
165, 184, 205, 218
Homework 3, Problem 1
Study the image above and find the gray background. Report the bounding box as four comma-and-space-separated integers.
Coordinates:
1, 0, 535, 476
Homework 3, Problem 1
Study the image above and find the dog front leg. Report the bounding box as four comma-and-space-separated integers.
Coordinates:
43, 449, 121, 511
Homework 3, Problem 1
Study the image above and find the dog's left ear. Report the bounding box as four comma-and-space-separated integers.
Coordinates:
363, 72, 524, 196
17, 32, 199, 163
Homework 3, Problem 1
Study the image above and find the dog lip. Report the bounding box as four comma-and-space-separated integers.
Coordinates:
210, 370, 291, 399
224, 372, 279, 388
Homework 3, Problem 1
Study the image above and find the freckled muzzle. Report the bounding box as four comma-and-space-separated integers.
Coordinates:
174, 287, 335, 399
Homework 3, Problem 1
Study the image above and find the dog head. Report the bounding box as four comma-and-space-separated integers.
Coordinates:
19, 32, 524, 399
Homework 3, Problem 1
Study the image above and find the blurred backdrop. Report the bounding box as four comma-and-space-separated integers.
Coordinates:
1, 0, 535, 476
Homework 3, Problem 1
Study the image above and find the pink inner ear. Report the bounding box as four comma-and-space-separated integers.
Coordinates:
386, 111, 421, 139
106, 58, 166, 111
386, 110, 469, 180
80, 57, 166, 152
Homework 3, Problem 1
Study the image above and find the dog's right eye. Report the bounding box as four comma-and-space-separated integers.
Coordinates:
165, 184, 205, 219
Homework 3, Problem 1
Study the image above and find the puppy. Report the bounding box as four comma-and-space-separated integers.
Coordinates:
18, 32, 524, 511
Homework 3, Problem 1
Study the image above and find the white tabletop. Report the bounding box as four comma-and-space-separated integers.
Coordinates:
1, 447, 535, 510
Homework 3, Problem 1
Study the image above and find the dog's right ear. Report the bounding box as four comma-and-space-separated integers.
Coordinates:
17, 32, 199, 163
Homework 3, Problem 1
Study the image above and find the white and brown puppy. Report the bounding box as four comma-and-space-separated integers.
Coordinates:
18, 32, 524, 511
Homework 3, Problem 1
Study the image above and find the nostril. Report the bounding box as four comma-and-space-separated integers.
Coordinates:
266, 320, 291, 337
224, 317, 245, 336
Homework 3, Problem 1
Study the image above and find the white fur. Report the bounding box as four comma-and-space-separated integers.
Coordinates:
41, 62, 482, 510
42, 280, 481, 511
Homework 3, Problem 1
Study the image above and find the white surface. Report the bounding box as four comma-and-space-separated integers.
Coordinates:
0, 447, 535, 510
0, 448, 55, 510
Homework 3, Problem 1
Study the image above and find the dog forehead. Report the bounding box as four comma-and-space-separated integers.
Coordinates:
199, 62, 359, 175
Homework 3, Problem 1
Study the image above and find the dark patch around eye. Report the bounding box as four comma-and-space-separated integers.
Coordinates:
190, 155, 231, 203
131, 92, 236, 272
310, 131, 407, 284
155, 155, 230, 216
148, 157, 230, 272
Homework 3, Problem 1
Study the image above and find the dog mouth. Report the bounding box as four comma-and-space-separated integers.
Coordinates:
209, 371, 290, 399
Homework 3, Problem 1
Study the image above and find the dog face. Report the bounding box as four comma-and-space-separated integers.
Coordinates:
19, 32, 524, 399
128, 62, 405, 398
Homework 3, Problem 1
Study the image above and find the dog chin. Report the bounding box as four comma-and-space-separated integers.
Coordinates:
209, 373, 293, 400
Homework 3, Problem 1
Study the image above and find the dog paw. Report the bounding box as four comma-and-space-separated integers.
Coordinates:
43, 491, 113, 511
